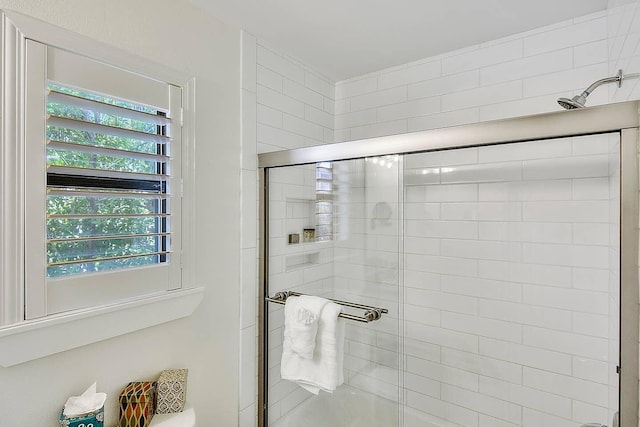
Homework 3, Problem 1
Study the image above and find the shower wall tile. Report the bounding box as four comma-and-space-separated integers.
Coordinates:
480, 139, 571, 162
440, 238, 521, 261
479, 259, 573, 287
257, 44, 304, 82
479, 376, 572, 419
335, 76, 378, 100
479, 91, 569, 121
258, 104, 283, 128
446, 202, 522, 221
406, 355, 479, 391
257, 65, 283, 92
377, 97, 440, 122
480, 48, 573, 86
522, 200, 609, 222
572, 400, 609, 425
572, 177, 611, 200
379, 60, 442, 90
441, 80, 523, 111
257, 85, 305, 118
441, 311, 523, 343
239, 325, 257, 409
406, 322, 479, 353
479, 338, 573, 375
255, 41, 334, 154
523, 62, 609, 97
523, 17, 608, 57
305, 72, 335, 99
442, 275, 522, 302
574, 40, 609, 67
478, 414, 520, 427
239, 404, 257, 427
522, 154, 610, 180
350, 86, 407, 111
241, 90, 257, 171
404, 372, 441, 398
523, 326, 609, 360
406, 390, 480, 427
406, 149, 478, 168
479, 221, 572, 244
408, 107, 480, 131
408, 69, 480, 100
572, 356, 610, 384
441, 384, 522, 424
522, 284, 609, 313
523, 367, 609, 406
283, 79, 324, 110
573, 267, 611, 291
479, 299, 572, 331
305, 104, 334, 128
572, 312, 609, 338
480, 179, 573, 201
349, 119, 408, 140
442, 39, 523, 76
522, 407, 580, 427
406, 288, 479, 314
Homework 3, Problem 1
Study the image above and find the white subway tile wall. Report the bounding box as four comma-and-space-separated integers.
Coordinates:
240, 1, 640, 425
256, 41, 335, 153
334, 9, 630, 142
402, 135, 619, 426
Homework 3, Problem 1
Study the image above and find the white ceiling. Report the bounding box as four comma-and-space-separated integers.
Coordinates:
190, 0, 609, 81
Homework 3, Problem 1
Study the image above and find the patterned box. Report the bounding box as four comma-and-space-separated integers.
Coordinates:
155, 369, 188, 414
119, 382, 156, 427
59, 406, 104, 427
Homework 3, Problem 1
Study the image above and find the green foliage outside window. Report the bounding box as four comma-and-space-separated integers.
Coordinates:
46, 84, 168, 278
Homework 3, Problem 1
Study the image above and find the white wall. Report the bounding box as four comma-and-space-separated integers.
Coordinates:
0, 1, 242, 426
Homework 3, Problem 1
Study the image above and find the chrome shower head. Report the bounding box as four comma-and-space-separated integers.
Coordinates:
558, 69, 625, 110
557, 95, 587, 110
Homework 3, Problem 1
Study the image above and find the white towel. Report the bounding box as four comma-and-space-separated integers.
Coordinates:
281, 300, 345, 394
284, 295, 330, 358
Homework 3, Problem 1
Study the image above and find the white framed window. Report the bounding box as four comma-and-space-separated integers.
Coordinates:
0, 10, 202, 366
24, 44, 183, 317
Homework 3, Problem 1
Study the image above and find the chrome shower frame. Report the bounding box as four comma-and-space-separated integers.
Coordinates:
258, 101, 640, 427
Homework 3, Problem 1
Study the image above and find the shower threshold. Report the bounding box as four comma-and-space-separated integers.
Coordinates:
271, 385, 399, 427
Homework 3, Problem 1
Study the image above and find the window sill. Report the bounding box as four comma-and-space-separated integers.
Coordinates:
0, 287, 205, 367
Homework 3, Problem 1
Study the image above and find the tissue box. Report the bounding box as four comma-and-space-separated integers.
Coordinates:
59, 406, 104, 427
155, 369, 188, 414
119, 382, 156, 427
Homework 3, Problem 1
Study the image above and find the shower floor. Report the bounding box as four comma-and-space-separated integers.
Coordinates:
271, 385, 399, 427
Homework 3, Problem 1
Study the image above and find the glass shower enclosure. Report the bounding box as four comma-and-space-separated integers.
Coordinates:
258, 102, 640, 427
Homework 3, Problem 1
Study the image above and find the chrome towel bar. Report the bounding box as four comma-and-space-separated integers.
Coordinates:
266, 291, 388, 323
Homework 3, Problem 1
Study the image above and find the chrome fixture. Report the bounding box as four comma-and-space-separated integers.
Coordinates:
266, 290, 388, 323
558, 69, 639, 109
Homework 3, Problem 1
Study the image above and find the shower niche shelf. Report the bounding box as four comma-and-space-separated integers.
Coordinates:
285, 251, 320, 271
285, 197, 317, 245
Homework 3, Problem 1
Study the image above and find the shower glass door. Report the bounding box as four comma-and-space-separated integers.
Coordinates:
265, 158, 402, 427
402, 133, 620, 427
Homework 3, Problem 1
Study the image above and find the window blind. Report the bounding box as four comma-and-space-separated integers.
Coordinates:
45, 84, 172, 278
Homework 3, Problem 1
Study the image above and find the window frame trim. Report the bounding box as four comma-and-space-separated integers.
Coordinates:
0, 9, 200, 365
